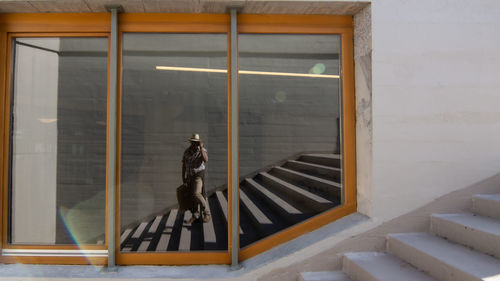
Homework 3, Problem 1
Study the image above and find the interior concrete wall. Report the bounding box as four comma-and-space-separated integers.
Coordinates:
11, 42, 59, 244
370, 0, 500, 221
55, 38, 108, 244
10, 37, 108, 245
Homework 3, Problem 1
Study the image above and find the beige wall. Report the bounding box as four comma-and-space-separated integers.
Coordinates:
370, 0, 500, 221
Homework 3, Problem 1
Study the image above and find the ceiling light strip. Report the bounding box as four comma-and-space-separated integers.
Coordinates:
155, 66, 339, 79
156, 66, 226, 73
239, 70, 339, 79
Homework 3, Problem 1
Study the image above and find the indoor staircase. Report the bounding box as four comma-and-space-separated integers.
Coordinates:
120, 153, 342, 252
299, 193, 500, 281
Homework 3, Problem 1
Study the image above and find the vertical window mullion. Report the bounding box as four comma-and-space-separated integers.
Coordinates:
230, 8, 239, 267
107, 6, 120, 269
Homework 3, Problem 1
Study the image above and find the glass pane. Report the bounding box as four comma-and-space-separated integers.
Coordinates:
120, 33, 228, 252
9, 37, 108, 245
238, 34, 342, 248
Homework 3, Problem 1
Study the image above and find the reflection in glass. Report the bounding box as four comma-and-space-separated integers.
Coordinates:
120, 34, 228, 252
9, 37, 108, 245
238, 34, 342, 248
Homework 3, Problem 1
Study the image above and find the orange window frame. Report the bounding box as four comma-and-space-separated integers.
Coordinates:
0, 12, 356, 266
0, 13, 111, 265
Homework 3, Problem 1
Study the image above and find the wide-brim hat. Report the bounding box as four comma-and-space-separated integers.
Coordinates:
189, 133, 201, 142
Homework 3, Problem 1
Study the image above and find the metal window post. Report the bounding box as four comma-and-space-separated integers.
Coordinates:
106, 5, 121, 269
230, 7, 239, 268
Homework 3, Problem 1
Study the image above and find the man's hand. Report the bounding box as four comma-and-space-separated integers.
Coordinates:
199, 141, 204, 149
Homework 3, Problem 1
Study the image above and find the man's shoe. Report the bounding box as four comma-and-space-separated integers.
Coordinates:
185, 216, 197, 224
202, 213, 211, 223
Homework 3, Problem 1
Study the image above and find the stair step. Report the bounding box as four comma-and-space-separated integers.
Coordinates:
343, 252, 437, 281
131, 222, 149, 239
472, 194, 500, 220
299, 271, 352, 281
137, 240, 150, 252
203, 200, 217, 249
387, 232, 500, 281
240, 189, 272, 225
299, 153, 341, 168
120, 228, 133, 245
155, 209, 178, 251
431, 213, 500, 259
179, 212, 192, 251
259, 172, 332, 212
148, 215, 163, 234
273, 166, 341, 190
245, 178, 302, 221
285, 160, 341, 181
271, 166, 340, 202
216, 191, 243, 234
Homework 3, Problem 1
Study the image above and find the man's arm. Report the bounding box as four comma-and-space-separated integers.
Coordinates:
200, 142, 208, 162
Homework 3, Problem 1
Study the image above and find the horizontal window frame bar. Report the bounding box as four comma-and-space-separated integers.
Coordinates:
2, 249, 108, 257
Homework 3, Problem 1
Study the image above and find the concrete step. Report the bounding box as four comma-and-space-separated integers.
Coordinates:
258, 172, 332, 212
120, 228, 133, 245
178, 212, 192, 251
271, 166, 341, 200
299, 153, 341, 168
431, 213, 500, 259
147, 215, 163, 234
387, 232, 500, 281
216, 191, 243, 234
202, 200, 217, 250
472, 194, 500, 220
299, 271, 352, 281
244, 178, 303, 224
239, 188, 274, 236
155, 209, 178, 251
131, 221, 149, 239
284, 160, 341, 182
342, 252, 437, 281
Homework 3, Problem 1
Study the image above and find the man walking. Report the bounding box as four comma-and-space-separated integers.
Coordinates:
182, 133, 211, 224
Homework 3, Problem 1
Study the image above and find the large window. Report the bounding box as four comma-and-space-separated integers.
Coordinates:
0, 14, 354, 265
8, 37, 108, 245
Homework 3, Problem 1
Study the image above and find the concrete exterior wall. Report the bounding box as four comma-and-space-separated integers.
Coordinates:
354, 4, 372, 217
370, 0, 500, 221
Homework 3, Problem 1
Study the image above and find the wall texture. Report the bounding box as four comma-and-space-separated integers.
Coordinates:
371, 0, 500, 220
354, 4, 372, 216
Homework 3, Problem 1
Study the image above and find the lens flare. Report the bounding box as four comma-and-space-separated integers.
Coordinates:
57, 190, 107, 267
309, 63, 326, 75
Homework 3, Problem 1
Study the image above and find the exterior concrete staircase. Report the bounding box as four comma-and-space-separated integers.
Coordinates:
299, 193, 500, 281
120, 153, 342, 251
